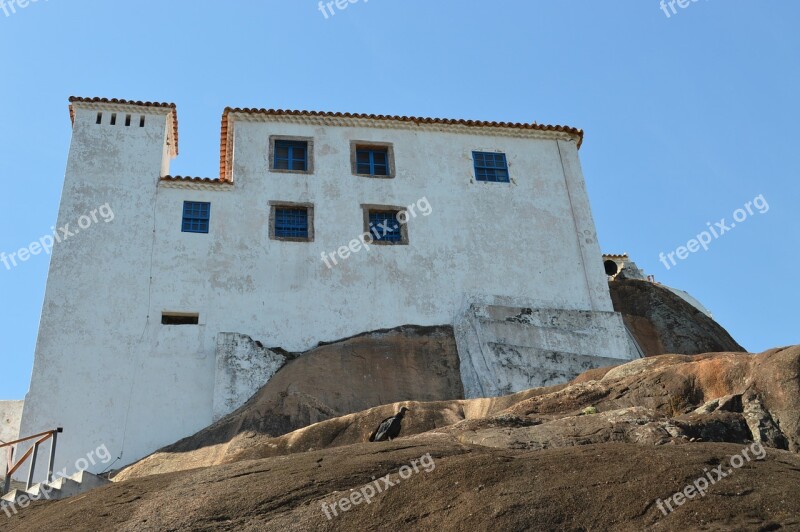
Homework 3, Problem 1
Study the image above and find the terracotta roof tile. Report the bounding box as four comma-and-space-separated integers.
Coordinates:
67, 98, 585, 184
68, 96, 176, 108
160, 175, 231, 184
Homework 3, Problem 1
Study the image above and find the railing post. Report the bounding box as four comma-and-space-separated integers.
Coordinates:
46, 428, 62, 484
26, 441, 41, 490
3, 446, 13, 496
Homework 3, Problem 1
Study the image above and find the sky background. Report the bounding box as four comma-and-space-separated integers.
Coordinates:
1, 0, 798, 400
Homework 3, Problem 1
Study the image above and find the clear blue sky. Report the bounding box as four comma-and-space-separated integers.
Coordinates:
1, 1, 798, 400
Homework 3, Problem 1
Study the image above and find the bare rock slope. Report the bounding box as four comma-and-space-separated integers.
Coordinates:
114, 346, 799, 481
609, 278, 745, 356
7, 346, 800, 531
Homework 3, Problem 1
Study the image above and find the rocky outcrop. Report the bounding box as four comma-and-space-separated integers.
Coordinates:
114, 346, 800, 482
608, 279, 745, 356
9, 440, 800, 532
14, 345, 800, 532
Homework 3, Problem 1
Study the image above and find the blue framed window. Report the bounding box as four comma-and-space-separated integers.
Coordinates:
356, 147, 390, 176
274, 207, 310, 239
274, 140, 308, 171
473, 151, 510, 183
368, 210, 403, 243
182, 201, 210, 234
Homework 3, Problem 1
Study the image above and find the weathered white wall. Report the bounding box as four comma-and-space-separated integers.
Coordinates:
157, 118, 610, 354
0, 401, 24, 444
18, 105, 216, 481
20, 103, 618, 476
213, 333, 287, 421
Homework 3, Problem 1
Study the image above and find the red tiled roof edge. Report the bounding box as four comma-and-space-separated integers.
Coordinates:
160, 175, 232, 184
218, 107, 584, 182
67, 100, 584, 184
68, 97, 179, 155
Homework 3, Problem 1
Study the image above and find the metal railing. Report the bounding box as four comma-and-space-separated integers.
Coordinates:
1, 428, 63, 496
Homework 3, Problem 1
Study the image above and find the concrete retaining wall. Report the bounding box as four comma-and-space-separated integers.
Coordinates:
455, 302, 641, 398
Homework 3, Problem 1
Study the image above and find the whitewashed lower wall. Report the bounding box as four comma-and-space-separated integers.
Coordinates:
213, 333, 288, 421
0, 401, 23, 444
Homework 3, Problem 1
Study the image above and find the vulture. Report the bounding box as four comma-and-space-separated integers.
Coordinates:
369, 407, 410, 442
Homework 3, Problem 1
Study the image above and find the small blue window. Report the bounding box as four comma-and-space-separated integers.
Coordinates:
274, 140, 308, 171
473, 151, 510, 183
274, 207, 309, 239
356, 148, 390, 176
182, 201, 210, 234
368, 210, 403, 242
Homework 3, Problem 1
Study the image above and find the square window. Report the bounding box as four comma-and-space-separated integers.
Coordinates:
362, 205, 409, 245
182, 201, 210, 234
356, 148, 389, 176
473, 151, 510, 183
270, 137, 314, 174
274, 140, 307, 171
351, 142, 394, 178
270, 202, 314, 242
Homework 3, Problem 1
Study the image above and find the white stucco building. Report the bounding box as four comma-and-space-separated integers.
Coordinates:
15, 97, 640, 477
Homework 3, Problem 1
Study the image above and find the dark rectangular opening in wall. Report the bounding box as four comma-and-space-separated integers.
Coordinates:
139, 115, 145, 127
125, 114, 131, 127
110, 113, 117, 125
96, 112, 103, 124
161, 313, 199, 325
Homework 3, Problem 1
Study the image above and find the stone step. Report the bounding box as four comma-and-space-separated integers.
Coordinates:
42, 477, 83, 499
1, 488, 25, 504
0, 470, 111, 516
68, 470, 111, 491
1, 486, 63, 516
25, 481, 63, 501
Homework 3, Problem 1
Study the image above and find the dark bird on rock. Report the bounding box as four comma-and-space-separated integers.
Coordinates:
369, 407, 410, 442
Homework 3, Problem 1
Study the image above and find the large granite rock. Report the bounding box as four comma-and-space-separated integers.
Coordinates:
115, 346, 799, 481
25, 346, 799, 532
609, 279, 745, 356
